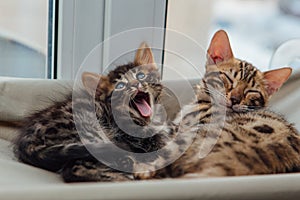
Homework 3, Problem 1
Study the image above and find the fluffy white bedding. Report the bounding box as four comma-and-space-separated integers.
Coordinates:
0, 76, 300, 200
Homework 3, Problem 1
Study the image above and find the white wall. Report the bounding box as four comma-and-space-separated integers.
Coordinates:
163, 0, 212, 80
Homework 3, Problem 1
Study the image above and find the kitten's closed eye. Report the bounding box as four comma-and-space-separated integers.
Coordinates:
248, 96, 264, 107
220, 73, 233, 90
244, 89, 260, 95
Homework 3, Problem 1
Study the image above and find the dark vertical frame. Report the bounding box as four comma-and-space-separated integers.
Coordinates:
47, 0, 59, 79
161, 0, 168, 79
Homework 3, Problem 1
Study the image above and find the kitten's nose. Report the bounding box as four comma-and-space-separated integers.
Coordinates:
230, 95, 241, 105
230, 87, 243, 105
132, 81, 141, 88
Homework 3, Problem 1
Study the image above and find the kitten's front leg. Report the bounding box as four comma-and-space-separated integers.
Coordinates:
132, 120, 185, 180
61, 157, 134, 182
130, 124, 171, 179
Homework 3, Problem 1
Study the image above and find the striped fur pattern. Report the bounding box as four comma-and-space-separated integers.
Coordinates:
134, 30, 300, 179
204, 59, 268, 112
13, 43, 167, 182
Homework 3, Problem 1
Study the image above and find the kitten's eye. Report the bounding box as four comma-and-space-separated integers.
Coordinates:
244, 90, 260, 96
245, 90, 264, 106
220, 74, 233, 90
136, 72, 146, 80
115, 82, 126, 90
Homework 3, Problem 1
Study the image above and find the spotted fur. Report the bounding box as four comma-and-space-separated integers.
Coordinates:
134, 30, 300, 179
13, 43, 167, 182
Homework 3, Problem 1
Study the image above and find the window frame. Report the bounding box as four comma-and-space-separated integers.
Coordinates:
53, 0, 167, 80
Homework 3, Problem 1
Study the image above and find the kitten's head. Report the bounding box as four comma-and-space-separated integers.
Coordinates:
82, 42, 161, 126
204, 30, 291, 112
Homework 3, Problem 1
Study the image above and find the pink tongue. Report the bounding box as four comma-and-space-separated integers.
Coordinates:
134, 99, 152, 117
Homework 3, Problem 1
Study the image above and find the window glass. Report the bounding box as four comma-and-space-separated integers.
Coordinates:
0, 0, 48, 78
163, 0, 300, 80
211, 0, 300, 71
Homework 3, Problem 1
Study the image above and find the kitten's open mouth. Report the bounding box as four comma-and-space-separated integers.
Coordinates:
131, 91, 152, 118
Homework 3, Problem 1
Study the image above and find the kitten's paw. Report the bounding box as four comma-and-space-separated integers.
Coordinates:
117, 155, 135, 172
134, 171, 156, 180
133, 163, 157, 180
180, 173, 210, 179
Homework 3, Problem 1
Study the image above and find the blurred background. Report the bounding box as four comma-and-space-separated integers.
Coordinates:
211, 0, 300, 71
0, 0, 299, 79
0, 0, 47, 78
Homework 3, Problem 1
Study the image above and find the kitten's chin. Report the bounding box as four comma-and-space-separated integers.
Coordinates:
223, 100, 252, 113
231, 104, 258, 113
231, 105, 246, 112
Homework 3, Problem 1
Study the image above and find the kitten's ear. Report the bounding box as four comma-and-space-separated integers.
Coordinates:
263, 67, 292, 96
134, 42, 157, 69
81, 72, 102, 96
207, 30, 234, 65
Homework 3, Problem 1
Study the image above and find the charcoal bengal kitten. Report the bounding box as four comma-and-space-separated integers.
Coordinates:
13, 43, 168, 182
134, 30, 300, 179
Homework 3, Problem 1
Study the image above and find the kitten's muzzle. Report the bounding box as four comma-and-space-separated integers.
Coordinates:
229, 92, 242, 105
131, 81, 142, 90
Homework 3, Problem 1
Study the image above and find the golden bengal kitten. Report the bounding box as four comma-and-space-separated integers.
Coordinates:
134, 30, 300, 179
